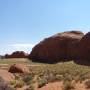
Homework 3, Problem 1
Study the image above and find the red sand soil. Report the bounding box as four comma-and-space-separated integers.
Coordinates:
36, 82, 63, 90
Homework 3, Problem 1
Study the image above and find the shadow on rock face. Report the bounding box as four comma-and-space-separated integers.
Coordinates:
30, 58, 58, 64
31, 57, 90, 66
74, 59, 90, 66
30, 57, 72, 64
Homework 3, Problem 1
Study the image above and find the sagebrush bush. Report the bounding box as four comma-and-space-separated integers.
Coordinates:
14, 74, 20, 80
10, 80, 16, 86
38, 78, 47, 88
23, 74, 33, 85
63, 80, 74, 90
55, 74, 64, 81
14, 80, 24, 88
85, 80, 90, 88
63, 73, 73, 82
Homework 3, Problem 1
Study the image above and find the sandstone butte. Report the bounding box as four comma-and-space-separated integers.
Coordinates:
29, 31, 90, 65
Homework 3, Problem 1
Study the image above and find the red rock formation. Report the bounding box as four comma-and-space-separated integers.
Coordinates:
9, 64, 29, 73
5, 51, 28, 58
29, 31, 84, 63
75, 32, 90, 65
79, 32, 90, 59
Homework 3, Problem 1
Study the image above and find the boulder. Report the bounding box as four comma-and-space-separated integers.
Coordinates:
0, 77, 14, 90
0, 69, 15, 82
5, 51, 28, 58
29, 31, 84, 63
9, 64, 29, 73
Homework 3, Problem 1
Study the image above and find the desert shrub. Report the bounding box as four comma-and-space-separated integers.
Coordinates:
10, 80, 16, 86
14, 80, 24, 88
39, 70, 56, 82
63, 73, 73, 82
74, 75, 80, 83
14, 74, 20, 80
55, 74, 64, 81
23, 74, 33, 85
38, 78, 47, 88
74, 73, 90, 83
26, 84, 34, 90
80, 73, 90, 82
79, 74, 87, 83
63, 73, 75, 90
85, 80, 90, 88
44, 73, 56, 82
63, 80, 74, 90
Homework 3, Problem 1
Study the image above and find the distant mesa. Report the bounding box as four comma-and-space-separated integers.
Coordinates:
0, 55, 4, 59
4, 51, 28, 58
29, 30, 90, 65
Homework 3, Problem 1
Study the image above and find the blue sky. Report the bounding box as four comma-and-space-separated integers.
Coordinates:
0, 0, 90, 55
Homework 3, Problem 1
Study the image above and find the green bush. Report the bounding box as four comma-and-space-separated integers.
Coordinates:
38, 78, 47, 88
23, 75, 33, 85
10, 80, 16, 86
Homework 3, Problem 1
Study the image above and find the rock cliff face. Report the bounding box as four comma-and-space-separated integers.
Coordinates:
5, 51, 28, 58
29, 31, 84, 63
79, 32, 90, 59
74, 32, 90, 65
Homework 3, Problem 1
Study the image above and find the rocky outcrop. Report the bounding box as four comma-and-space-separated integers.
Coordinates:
9, 64, 29, 73
5, 51, 28, 58
0, 77, 14, 90
74, 32, 90, 65
29, 31, 84, 63
79, 32, 90, 59
0, 69, 15, 82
